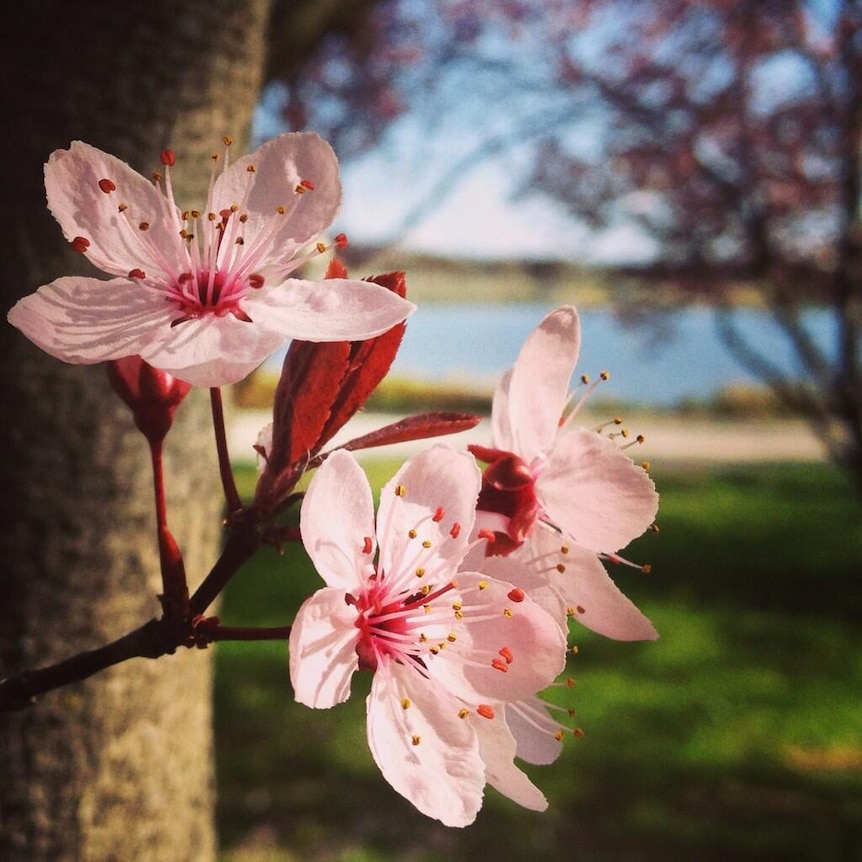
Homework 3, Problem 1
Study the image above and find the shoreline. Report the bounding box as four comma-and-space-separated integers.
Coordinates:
227, 409, 826, 466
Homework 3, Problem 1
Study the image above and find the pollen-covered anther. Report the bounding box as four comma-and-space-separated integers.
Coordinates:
395, 484, 406, 497
600, 370, 610, 380
223, 135, 233, 147
458, 708, 469, 719
556, 563, 566, 573
554, 730, 565, 741
477, 704, 495, 720
414, 567, 425, 578
411, 735, 421, 746
574, 727, 586, 738
642, 461, 651, 471
71, 236, 90, 253
401, 697, 411, 710
316, 242, 326, 254
503, 608, 514, 618
139, 221, 150, 232
246, 164, 256, 174
421, 540, 432, 549
507, 588, 525, 603
408, 529, 417, 539
447, 633, 457, 643
98, 178, 116, 194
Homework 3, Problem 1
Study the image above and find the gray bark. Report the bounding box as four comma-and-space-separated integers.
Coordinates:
0, 1, 273, 859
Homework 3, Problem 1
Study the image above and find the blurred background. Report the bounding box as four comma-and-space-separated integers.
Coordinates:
216, 2, 862, 861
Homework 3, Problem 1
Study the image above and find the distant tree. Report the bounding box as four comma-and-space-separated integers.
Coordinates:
268, 0, 862, 491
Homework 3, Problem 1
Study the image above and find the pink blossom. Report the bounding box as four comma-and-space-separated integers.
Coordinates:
465, 522, 658, 642
289, 447, 566, 826
470, 305, 659, 555
7, 133, 414, 387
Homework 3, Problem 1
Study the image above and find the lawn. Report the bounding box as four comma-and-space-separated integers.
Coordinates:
214, 459, 862, 862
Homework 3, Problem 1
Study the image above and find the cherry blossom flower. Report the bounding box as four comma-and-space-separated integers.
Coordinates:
7, 133, 414, 387
470, 305, 659, 556
289, 447, 566, 826
465, 522, 657, 641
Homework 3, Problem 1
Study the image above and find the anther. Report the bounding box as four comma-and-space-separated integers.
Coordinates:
316, 242, 326, 253
600, 370, 610, 380
248, 274, 265, 289
503, 608, 514, 618
71, 236, 90, 253
477, 705, 495, 720
128, 268, 146, 279
246, 165, 256, 173
401, 698, 410, 710
395, 484, 406, 497
421, 540, 432, 549
491, 658, 509, 673
432, 507, 445, 522
556, 563, 566, 573
223, 135, 233, 147
507, 588, 525, 603
139, 221, 150, 231
98, 178, 116, 194
334, 233, 348, 248
458, 708, 469, 719
478, 529, 496, 543
415, 568, 425, 578
160, 149, 176, 167
449, 523, 461, 539
362, 536, 373, 555
408, 529, 417, 539
574, 727, 585, 738
411, 735, 421, 746
499, 646, 514, 664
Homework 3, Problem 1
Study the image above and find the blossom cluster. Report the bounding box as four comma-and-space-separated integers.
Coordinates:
7, 133, 659, 828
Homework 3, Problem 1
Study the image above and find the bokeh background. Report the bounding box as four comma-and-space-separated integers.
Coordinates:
216, 2, 862, 860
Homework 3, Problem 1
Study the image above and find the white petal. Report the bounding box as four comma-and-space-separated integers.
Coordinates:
7, 276, 171, 363
376, 447, 480, 587
539, 427, 659, 553
289, 588, 358, 708
45, 141, 185, 279
472, 708, 548, 811
213, 132, 342, 267
505, 306, 580, 461
300, 450, 376, 590
249, 277, 414, 342
366, 663, 485, 827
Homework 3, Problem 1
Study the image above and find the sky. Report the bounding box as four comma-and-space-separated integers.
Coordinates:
333, 145, 660, 264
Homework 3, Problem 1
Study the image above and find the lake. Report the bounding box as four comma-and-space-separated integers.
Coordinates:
267, 303, 838, 407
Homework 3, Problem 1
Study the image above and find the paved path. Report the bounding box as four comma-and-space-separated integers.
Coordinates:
228, 409, 826, 465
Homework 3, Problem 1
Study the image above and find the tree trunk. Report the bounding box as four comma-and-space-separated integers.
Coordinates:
0, 1, 272, 859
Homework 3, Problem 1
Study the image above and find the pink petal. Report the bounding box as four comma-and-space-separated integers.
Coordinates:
428, 572, 566, 704
376, 447, 480, 581
45, 141, 185, 279
539, 427, 659, 553
7, 276, 171, 363
472, 708, 548, 811
490, 370, 514, 450
504, 699, 564, 765
300, 450, 376, 590
505, 306, 581, 461
366, 663, 485, 827
249, 277, 415, 342
213, 132, 341, 269
289, 587, 359, 708
552, 540, 658, 641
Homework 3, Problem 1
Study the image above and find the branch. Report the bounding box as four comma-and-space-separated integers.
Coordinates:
0, 617, 186, 712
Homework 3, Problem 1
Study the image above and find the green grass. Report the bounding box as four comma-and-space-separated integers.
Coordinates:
215, 460, 862, 862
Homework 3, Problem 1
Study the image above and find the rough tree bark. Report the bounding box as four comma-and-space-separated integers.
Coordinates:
0, 1, 273, 859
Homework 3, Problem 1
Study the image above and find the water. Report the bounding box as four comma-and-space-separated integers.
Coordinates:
267, 303, 839, 407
